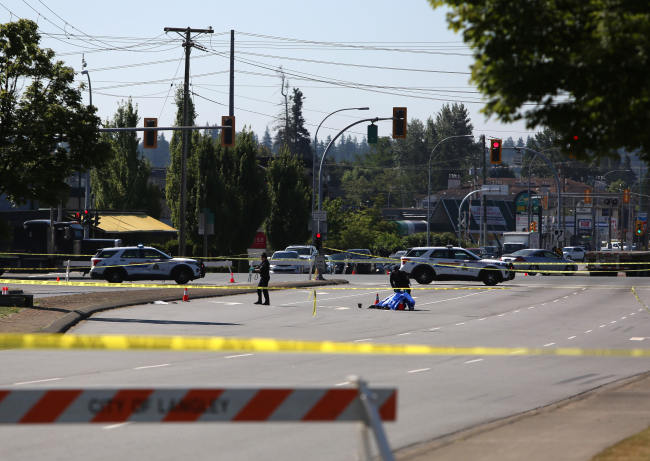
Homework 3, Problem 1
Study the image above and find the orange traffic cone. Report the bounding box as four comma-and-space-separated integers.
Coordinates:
398, 302, 404, 310
375, 294, 379, 305
182, 288, 189, 302
56, 277, 60, 282
386, 269, 389, 275
524, 272, 528, 276
352, 269, 356, 275
229, 272, 235, 283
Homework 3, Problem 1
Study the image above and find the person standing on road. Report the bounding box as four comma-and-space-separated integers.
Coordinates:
390, 266, 411, 295
254, 252, 270, 305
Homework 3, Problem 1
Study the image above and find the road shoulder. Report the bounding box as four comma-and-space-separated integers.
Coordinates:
397, 371, 650, 461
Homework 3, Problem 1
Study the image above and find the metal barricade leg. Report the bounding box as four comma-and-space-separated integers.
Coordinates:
358, 422, 373, 461
66, 260, 70, 282
351, 376, 395, 461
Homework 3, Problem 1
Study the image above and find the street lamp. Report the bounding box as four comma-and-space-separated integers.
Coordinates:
80, 55, 92, 238
427, 135, 473, 246
311, 107, 369, 245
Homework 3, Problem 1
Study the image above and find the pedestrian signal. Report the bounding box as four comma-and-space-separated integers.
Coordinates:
143, 118, 157, 149
392, 107, 407, 139
490, 139, 502, 164
637, 221, 644, 235
221, 116, 236, 147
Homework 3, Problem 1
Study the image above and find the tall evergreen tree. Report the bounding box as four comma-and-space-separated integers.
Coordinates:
92, 98, 162, 218
261, 127, 273, 149
140, 132, 171, 167
264, 149, 311, 250
288, 88, 312, 159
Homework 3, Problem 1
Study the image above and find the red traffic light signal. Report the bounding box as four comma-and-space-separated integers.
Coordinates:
315, 233, 322, 251
490, 139, 502, 164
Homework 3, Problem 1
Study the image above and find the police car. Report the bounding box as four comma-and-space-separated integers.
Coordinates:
90, 245, 205, 284
399, 246, 514, 286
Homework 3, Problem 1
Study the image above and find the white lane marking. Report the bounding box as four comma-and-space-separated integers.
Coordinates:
334, 382, 349, 386
498, 314, 505, 317
456, 322, 465, 325
622, 317, 627, 319
564, 296, 569, 299
586, 330, 593, 333
103, 422, 132, 430
397, 333, 411, 336
573, 293, 578, 295
544, 343, 555, 347
316, 292, 329, 294
335, 307, 349, 310
478, 318, 487, 321
631, 313, 636, 316
290, 291, 378, 305
134, 364, 169, 370
430, 327, 440, 330
567, 336, 576, 339
510, 350, 525, 354
553, 300, 559, 303
208, 301, 242, 305
600, 325, 606, 328
514, 310, 520, 313
418, 291, 488, 306
528, 307, 535, 309
611, 321, 617, 324
224, 354, 253, 359
14, 377, 61, 385
582, 288, 587, 291
630, 337, 645, 341
542, 303, 547, 306
465, 359, 483, 364
408, 368, 431, 373
641, 309, 644, 311
354, 338, 372, 342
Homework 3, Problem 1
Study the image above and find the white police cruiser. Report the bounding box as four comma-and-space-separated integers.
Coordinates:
90, 244, 205, 284
399, 246, 514, 286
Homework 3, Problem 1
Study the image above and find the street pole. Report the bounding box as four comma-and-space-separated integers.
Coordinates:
311, 107, 368, 246
482, 135, 487, 246
426, 134, 473, 246
229, 30, 234, 117
81, 59, 92, 239
165, 27, 213, 256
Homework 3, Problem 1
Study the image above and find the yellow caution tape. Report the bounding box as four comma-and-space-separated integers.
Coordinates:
631, 287, 650, 314
1, 333, 650, 357
0, 278, 508, 290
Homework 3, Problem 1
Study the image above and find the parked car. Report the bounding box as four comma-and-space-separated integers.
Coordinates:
345, 249, 372, 274
466, 248, 482, 257
285, 245, 317, 272
500, 249, 578, 276
399, 246, 513, 286
386, 250, 407, 272
90, 244, 205, 284
269, 251, 303, 274
329, 253, 348, 274
562, 246, 586, 262
480, 246, 501, 259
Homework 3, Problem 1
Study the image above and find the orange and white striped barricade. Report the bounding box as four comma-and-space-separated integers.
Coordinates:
0, 377, 397, 461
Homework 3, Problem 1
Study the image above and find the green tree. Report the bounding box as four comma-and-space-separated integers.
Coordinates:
429, 0, 650, 160
288, 88, 312, 159
0, 19, 110, 206
141, 132, 171, 167
264, 149, 311, 251
92, 99, 162, 218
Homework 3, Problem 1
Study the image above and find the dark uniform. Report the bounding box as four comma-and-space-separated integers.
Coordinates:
255, 254, 270, 305
390, 268, 411, 294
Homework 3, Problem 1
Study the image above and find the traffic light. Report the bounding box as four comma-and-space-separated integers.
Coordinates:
624, 189, 630, 204
636, 221, 643, 235
392, 107, 407, 139
490, 139, 502, 164
83, 209, 90, 225
74, 212, 81, 222
584, 189, 592, 204
93, 212, 101, 227
143, 118, 157, 149
367, 124, 378, 144
530, 221, 537, 232
315, 232, 322, 251
542, 196, 548, 209
221, 116, 236, 147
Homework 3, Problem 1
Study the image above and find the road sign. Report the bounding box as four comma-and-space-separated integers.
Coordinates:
513, 151, 523, 165
313, 211, 327, 222
627, 232, 633, 243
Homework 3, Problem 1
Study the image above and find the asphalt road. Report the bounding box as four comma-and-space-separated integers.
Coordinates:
1, 274, 650, 461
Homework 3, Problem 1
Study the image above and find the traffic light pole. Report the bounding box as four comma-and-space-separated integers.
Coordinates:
165, 26, 214, 256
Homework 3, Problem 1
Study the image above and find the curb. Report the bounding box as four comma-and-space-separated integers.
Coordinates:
37, 279, 349, 334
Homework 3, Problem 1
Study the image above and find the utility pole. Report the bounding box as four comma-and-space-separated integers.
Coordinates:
165, 26, 213, 256
229, 30, 234, 117
481, 135, 487, 246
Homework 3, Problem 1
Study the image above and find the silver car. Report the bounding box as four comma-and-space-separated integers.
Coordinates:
501, 249, 577, 276
269, 251, 303, 274
562, 246, 586, 262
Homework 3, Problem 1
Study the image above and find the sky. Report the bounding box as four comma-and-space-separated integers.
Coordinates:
2, 0, 539, 145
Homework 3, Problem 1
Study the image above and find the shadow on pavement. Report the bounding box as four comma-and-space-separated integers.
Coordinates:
87, 317, 241, 326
